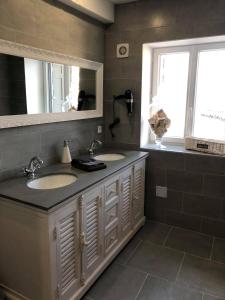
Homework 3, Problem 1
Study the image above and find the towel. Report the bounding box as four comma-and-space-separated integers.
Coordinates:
71, 157, 106, 172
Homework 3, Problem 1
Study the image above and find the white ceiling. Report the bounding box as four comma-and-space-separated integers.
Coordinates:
109, 0, 137, 3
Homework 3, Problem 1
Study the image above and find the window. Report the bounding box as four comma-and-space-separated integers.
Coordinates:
193, 49, 225, 141
153, 50, 190, 139
145, 38, 225, 145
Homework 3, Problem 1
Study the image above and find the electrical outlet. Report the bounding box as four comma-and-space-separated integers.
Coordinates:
156, 186, 167, 198
97, 125, 102, 134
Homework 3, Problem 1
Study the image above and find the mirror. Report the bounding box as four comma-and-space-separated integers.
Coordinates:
0, 39, 103, 128
0, 53, 97, 116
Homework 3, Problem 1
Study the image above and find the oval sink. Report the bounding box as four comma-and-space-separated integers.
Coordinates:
27, 174, 77, 190
94, 153, 125, 161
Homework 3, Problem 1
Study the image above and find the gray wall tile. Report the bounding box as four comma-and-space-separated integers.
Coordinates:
185, 154, 225, 175
104, 0, 225, 239
149, 167, 167, 188
149, 150, 185, 171
0, 0, 104, 178
183, 193, 223, 219
104, 0, 225, 147
212, 238, 225, 265
0, 118, 103, 180
167, 170, 203, 194
144, 150, 225, 237
148, 189, 182, 212
203, 175, 225, 200
104, 0, 225, 238
201, 218, 225, 239
165, 210, 202, 231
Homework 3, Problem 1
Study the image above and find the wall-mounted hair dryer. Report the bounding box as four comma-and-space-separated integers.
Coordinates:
114, 89, 134, 115
109, 89, 134, 138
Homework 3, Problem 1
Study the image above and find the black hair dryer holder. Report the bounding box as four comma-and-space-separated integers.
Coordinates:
109, 89, 134, 138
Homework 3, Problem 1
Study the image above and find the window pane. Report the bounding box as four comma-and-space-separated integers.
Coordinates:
194, 49, 225, 141
155, 52, 190, 138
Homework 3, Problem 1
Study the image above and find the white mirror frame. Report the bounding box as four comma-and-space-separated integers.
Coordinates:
0, 38, 103, 128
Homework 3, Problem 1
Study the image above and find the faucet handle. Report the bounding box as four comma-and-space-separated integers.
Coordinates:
23, 166, 34, 178
95, 139, 102, 145
23, 167, 28, 176
34, 157, 44, 168
23, 156, 44, 178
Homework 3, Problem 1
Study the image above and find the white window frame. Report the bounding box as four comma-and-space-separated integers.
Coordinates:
141, 36, 225, 148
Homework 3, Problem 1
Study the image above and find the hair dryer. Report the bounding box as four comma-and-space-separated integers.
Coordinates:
114, 89, 134, 115
109, 89, 134, 138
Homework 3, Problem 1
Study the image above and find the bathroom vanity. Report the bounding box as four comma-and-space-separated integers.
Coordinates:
0, 151, 148, 300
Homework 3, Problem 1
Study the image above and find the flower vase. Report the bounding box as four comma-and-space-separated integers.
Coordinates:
148, 99, 171, 149
155, 135, 166, 149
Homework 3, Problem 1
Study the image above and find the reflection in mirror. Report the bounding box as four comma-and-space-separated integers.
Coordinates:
0, 53, 96, 116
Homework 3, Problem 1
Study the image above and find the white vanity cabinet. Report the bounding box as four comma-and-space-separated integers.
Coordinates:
120, 167, 133, 238
103, 174, 121, 256
0, 158, 146, 300
81, 186, 104, 282
132, 160, 145, 227
53, 198, 81, 300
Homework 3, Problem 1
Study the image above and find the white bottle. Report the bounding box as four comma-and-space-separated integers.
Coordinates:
61, 140, 72, 164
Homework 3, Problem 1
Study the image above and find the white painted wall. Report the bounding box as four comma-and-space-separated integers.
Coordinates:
59, 0, 114, 23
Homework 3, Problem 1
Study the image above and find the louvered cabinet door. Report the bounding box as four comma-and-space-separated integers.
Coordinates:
82, 186, 103, 281
120, 167, 132, 238
132, 160, 145, 226
55, 199, 81, 300
104, 175, 121, 256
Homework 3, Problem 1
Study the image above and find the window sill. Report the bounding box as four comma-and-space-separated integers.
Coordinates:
141, 143, 224, 158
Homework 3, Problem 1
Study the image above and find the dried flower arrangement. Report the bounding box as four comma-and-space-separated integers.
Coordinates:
148, 109, 171, 138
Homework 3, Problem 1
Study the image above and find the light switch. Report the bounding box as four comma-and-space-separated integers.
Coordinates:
97, 125, 102, 134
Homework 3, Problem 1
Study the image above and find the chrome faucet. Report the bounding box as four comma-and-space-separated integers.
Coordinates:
88, 139, 102, 155
23, 156, 44, 179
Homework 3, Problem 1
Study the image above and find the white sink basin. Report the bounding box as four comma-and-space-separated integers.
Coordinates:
94, 153, 125, 161
27, 174, 77, 190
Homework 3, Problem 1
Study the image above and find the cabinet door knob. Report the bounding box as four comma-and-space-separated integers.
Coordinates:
110, 212, 116, 218
107, 189, 115, 199
110, 236, 116, 242
80, 232, 89, 247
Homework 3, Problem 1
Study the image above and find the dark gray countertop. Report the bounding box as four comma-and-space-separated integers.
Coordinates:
0, 150, 148, 211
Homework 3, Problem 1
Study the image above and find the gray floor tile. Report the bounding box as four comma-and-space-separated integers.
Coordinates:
212, 238, 225, 264
86, 263, 147, 300
137, 276, 202, 300
81, 296, 94, 300
136, 221, 172, 245
204, 294, 225, 300
115, 233, 142, 265
165, 227, 213, 258
177, 254, 225, 298
127, 241, 184, 281
83, 223, 225, 300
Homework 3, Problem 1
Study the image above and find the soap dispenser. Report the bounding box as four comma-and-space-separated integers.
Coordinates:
61, 140, 72, 164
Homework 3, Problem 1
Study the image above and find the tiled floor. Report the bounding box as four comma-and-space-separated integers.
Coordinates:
83, 221, 225, 300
